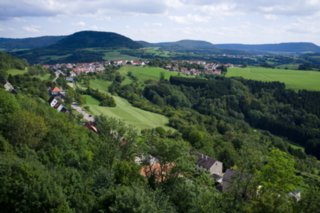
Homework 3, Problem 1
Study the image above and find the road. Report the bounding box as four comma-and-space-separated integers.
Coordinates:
71, 103, 95, 122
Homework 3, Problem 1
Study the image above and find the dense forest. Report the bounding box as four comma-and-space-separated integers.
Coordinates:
0, 52, 320, 212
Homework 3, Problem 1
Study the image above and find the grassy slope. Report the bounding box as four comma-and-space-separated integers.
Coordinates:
7, 68, 52, 81
7, 68, 26, 76
227, 67, 320, 91
89, 79, 112, 92
84, 95, 170, 129
86, 76, 170, 130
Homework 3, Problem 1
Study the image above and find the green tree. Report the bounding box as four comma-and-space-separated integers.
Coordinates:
98, 184, 175, 213
5, 110, 48, 147
246, 149, 302, 213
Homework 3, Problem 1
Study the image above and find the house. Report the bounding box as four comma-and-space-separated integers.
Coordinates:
57, 104, 67, 112
222, 169, 237, 192
140, 162, 175, 182
49, 97, 67, 113
289, 190, 301, 202
49, 97, 60, 108
196, 153, 223, 176
4, 81, 15, 93
51, 87, 61, 96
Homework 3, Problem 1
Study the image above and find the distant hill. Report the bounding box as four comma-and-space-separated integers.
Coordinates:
215, 42, 320, 54
139, 39, 221, 54
0, 36, 65, 51
49, 31, 142, 50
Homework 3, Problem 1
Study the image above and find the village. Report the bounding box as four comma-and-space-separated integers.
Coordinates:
43, 59, 232, 80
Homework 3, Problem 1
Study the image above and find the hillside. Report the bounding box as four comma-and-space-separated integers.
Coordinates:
49, 31, 142, 50
216, 42, 320, 54
140, 39, 221, 54
0, 36, 65, 51
0, 51, 320, 212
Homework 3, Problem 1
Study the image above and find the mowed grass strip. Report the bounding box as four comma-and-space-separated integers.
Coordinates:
83, 95, 170, 130
227, 67, 320, 91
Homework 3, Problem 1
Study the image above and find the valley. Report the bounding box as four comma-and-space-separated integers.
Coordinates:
1, 30, 320, 212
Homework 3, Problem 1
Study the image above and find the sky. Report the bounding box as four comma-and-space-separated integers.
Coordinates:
0, 0, 320, 44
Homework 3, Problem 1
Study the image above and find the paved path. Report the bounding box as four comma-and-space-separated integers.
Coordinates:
71, 104, 95, 122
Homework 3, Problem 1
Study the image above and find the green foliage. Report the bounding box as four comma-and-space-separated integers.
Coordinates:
0, 154, 71, 212
257, 149, 302, 193
98, 184, 175, 213
5, 110, 48, 147
80, 88, 116, 107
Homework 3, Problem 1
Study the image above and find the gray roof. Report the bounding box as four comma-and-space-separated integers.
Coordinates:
197, 153, 219, 169
223, 169, 237, 183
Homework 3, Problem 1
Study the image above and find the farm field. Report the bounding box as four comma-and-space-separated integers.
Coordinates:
227, 67, 320, 91
83, 95, 170, 130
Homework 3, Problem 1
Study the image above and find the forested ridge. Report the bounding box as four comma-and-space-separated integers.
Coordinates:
0, 53, 320, 212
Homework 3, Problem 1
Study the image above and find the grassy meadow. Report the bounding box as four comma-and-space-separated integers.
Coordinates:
118, 65, 187, 85
227, 67, 320, 91
89, 79, 112, 92
83, 75, 171, 130
83, 95, 170, 130
7, 68, 27, 76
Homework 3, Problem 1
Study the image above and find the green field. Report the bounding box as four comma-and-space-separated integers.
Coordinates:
36, 73, 52, 81
119, 65, 186, 85
83, 95, 170, 130
227, 67, 320, 91
7, 68, 26, 76
89, 79, 112, 92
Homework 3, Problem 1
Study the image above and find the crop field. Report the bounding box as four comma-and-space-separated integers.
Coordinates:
83, 95, 170, 130
227, 67, 320, 91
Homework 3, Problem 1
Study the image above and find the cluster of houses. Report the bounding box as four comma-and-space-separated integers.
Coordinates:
43, 59, 233, 81
136, 152, 301, 200
48, 87, 67, 113
44, 60, 147, 76
164, 60, 234, 76
48, 86, 98, 132
136, 152, 233, 192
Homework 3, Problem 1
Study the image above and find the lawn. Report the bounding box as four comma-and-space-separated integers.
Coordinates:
227, 67, 320, 91
119, 65, 187, 85
89, 79, 112, 92
83, 95, 170, 130
7, 68, 26, 76
36, 73, 52, 81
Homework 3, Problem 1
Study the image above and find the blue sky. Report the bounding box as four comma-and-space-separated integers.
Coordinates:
0, 0, 320, 44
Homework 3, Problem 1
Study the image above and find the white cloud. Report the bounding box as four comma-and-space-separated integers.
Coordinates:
75, 21, 86, 27
264, 14, 278, 20
0, 0, 320, 44
23, 25, 40, 33
169, 14, 210, 24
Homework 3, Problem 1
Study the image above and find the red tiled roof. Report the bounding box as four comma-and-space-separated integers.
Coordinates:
52, 87, 61, 93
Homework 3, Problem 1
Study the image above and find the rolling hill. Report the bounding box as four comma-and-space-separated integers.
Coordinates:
139, 39, 221, 54
216, 42, 320, 54
49, 31, 142, 50
0, 36, 65, 51
12, 31, 143, 64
